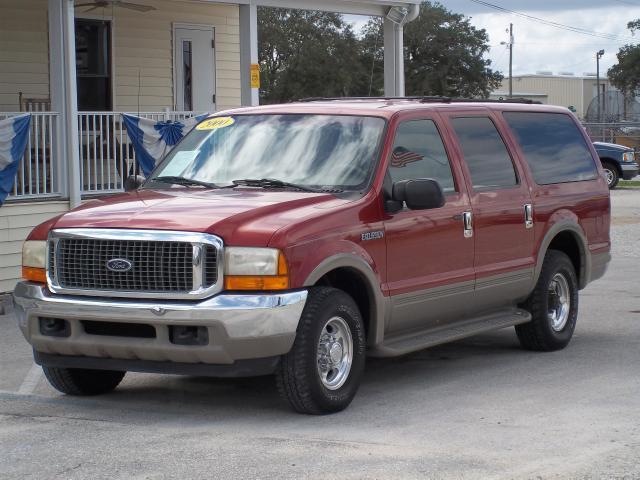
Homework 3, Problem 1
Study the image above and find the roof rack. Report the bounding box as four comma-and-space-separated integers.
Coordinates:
297, 96, 541, 105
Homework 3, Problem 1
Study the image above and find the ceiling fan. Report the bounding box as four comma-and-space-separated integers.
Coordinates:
75, 0, 156, 13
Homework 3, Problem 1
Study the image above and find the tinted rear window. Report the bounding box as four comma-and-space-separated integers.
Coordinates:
503, 112, 598, 185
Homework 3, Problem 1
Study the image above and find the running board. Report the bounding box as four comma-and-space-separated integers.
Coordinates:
369, 308, 531, 358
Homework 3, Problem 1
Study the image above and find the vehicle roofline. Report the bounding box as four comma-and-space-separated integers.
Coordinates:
206, 101, 577, 119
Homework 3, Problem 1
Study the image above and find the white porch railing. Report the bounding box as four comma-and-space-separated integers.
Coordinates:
1, 112, 60, 200
2, 110, 201, 202
77, 111, 200, 195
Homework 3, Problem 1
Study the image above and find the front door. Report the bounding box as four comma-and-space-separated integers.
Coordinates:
443, 112, 535, 313
174, 25, 216, 112
383, 116, 475, 334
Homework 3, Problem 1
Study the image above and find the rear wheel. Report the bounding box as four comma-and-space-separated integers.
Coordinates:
42, 366, 125, 395
516, 250, 579, 351
276, 287, 366, 414
602, 161, 619, 189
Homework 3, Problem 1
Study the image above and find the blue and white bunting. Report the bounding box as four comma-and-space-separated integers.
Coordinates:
122, 113, 207, 177
0, 114, 31, 205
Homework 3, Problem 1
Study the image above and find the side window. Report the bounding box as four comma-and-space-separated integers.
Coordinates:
388, 119, 456, 193
451, 117, 518, 190
503, 112, 598, 185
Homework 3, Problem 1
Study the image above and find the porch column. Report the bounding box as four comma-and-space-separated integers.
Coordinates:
48, 0, 81, 208
239, 1, 259, 106
383, 18, 405, 97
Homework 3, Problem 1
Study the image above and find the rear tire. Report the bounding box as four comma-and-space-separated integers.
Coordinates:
516, 250, 579, 352
276, 287, 366, 414
42, 366, 125, 395
602, 161, 619, 189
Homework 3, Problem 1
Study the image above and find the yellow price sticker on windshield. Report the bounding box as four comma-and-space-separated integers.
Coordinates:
196, 116, 235, 131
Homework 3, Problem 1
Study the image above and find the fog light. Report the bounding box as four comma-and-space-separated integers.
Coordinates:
39, 317, 70, 337
169, 325, 209, 346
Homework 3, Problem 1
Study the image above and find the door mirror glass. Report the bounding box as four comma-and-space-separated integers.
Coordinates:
124, 175, 145, 192
392, 178, 445, 210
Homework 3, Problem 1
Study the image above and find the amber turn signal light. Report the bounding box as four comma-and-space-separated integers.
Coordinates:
22, 266, 47, 284
224, 252, 290, 291
224, 275, 289, 290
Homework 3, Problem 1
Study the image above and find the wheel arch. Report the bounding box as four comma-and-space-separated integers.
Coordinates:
304, 254, 386, 347
599, 157, 622, 175
535, 221, 590, 290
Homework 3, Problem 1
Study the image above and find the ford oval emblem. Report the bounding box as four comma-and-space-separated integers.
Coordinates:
106, 258, 133, 272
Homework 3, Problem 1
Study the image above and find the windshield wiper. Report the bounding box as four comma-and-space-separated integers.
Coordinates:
152, 176, 218, 189
231, 178, 326, 193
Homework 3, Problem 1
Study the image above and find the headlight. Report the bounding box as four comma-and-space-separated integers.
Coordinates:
224, 247, 289, 290
22, 240, 47, 283
622, 152, 635, 163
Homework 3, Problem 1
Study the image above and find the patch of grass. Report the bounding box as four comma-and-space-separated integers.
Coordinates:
617, 180, 640, 189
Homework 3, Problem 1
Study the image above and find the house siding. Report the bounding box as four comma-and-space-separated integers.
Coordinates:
0, 201, 70, 293
0, 0, 241, 113
0, 0, 50, 112
108, 0, 241, 112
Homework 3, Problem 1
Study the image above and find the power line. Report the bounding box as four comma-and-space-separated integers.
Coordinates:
468, 0, 636, 41
609, 0, 640, 5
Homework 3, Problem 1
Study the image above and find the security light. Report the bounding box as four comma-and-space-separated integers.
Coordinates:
386, 6, 408, 25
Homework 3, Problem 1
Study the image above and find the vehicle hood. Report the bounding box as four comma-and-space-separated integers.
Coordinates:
52, 188, 351, 246
593, 141, 633, 152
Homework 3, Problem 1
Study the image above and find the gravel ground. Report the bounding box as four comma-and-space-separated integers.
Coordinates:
610, 186, 640, 257
0, 189, 639, 479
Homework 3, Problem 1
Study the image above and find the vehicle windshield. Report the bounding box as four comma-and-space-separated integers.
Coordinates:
147, 114, 386, 191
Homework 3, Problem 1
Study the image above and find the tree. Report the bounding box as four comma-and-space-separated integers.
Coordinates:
608, 20, 640, 96
258, 8, 369, 102
258, 2, 503, 102
362, 2, 503, 97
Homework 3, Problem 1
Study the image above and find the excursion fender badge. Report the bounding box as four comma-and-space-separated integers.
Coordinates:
361, 231, 384, 241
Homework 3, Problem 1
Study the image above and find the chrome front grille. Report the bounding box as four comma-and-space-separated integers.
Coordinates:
47, 229, 223, 299
57, 239, 194, 292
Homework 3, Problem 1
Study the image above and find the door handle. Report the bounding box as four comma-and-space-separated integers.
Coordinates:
462, 211, 473, 238
524, 204, 534, 229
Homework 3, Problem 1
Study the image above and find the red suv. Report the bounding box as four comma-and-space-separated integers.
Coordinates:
14, 98, 611, 414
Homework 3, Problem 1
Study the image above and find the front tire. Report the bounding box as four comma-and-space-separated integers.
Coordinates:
42, 366, 125, 395
516, 250, 579, 351
602, 161, 619, 189
276, 287, 366, 414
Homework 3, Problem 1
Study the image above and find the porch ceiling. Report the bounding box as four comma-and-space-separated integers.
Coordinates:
204, 0, 421, 16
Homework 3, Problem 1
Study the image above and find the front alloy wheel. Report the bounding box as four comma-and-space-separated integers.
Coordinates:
277, 287, 366, 414
602, 162, 619, 189
317, 316, 353, 390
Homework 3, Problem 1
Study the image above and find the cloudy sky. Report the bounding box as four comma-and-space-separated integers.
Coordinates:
348, 0, 640, 77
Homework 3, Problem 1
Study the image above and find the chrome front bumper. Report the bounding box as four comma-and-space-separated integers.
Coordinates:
13, 282, 307, 366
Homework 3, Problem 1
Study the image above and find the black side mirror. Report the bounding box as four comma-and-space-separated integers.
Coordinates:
392, 178, 445, 210
124, 175, 145, 192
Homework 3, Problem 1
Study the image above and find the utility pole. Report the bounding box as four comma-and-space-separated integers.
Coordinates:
596, 49, 604, 122
501, 24, 514, 98
508, 23, 514, 98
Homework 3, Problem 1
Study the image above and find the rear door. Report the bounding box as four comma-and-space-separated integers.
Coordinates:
441, 110, 535, 312
383, 114, 475, 334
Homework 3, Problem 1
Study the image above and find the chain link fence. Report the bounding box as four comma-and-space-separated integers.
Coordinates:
582, 122, 640, 152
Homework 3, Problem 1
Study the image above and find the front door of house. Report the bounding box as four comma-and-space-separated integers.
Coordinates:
174, 25, 216, 112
